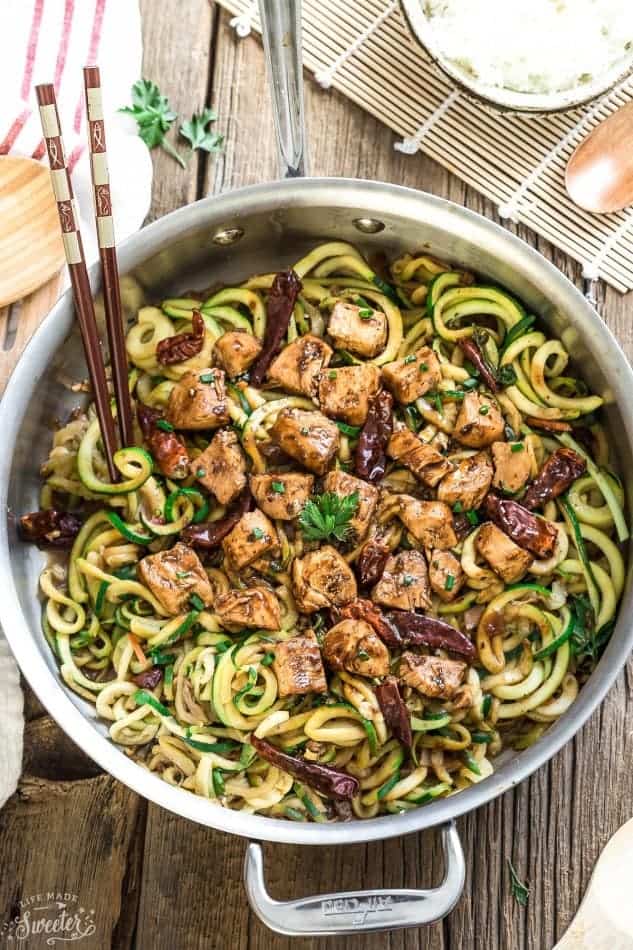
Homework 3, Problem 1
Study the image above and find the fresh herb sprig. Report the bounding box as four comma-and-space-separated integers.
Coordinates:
298, 491, 359, 543
179, 107, 224, 155
120, 80, 185, 167
121, 81, 224, 168
507, 859, 530, 906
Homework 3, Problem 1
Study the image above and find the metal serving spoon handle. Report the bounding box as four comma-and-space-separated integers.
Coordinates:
259, 0, 307, 178
554, 817, 633, 949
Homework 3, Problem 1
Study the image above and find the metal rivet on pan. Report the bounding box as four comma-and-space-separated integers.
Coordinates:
353, 217, 385, 234
212, 227, 244, 245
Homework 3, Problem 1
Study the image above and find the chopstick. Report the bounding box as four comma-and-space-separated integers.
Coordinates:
83, 66, 134, 448
35, 83, 119, 483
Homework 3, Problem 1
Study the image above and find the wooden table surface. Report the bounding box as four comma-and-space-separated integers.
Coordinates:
1, 3, 633, 948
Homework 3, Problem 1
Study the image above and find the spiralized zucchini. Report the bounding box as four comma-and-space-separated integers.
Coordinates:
33, 241, 626, 823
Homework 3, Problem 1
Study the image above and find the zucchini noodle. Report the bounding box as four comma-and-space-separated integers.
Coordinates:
28, 241, 626, 823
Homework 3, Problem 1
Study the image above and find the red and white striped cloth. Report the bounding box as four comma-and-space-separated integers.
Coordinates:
0, 0, 152, 263
0, 0, 153, 809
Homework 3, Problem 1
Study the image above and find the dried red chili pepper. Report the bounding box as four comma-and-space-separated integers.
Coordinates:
133, 667, 163, 689
249, 269, 302, 386
137, 404, 189, 479
458, 338, 499, 393
156, 310, 206, 365
375, 676, 412, 748
251, 735, 359, 801
19, 509, 82, 548
483, 493, 558, 559
387, 611, 476, 661
337, 598, 402, 649
355, 389, 394, 483
523, 447, 586, 510
356, 538, 390, 587
181, 489, 253, 549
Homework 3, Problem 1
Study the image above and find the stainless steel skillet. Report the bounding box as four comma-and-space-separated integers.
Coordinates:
1, 0, 632, 938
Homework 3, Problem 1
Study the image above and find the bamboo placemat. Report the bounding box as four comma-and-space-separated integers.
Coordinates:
218, 0, 633, 294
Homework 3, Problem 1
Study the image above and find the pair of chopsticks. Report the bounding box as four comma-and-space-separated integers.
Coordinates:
35, 68, 134, 482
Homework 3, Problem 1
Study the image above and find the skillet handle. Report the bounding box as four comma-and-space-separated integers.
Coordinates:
243, 821, 465, 936
258, 0, 308, 178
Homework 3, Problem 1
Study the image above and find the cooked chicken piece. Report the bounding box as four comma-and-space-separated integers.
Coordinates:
214, 586, 281, 630
190, 428, 246, 504
491, 441, 532, 493
222, 509, 278, 570
272, 631, 328, 697
322, 469, 379, 543
428, 549, 465, 602
399, 652, 466, 700
292, 545, 357, 613
138, 542, 213, 616
381, 346, 441, 404
213, 331, 262, 378
267, 335, 333, 397
322, 619, 390, 677
270, 408, 340, 475
249, 473, 314, 520
475, 522, 533, 583
317, 364, 381, 426
453, 393, 504, 448
437, 452, 493, 511
387, 425, 453, 487
397, 495, 458, 550
327, 300, 387, 358
372, 550, 430, 610
167, 368, 230, 430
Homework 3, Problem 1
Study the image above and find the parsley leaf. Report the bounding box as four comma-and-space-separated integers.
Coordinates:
298, 491, 359, 543
507, 859, 530, 906
120, 79, 185, 168
179, 107, 224, 155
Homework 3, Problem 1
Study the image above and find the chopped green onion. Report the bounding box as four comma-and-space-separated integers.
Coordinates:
328, 369, 338, 379
261, 652, 275, 666
403, 354, 416, 365
156, 419, 174, 432
358, 309, 373, 319
335, 420, 361, 438
357, 649, 370, 661
444, 574, 455, 592
212, 770, 226, 796
271, 481, 285, 494
401, 573, 414, 587
466, 510, 479, 526
195, 467, 206, 478
176, 570, 191, 579
199, 372, 215, 384
419, 362, 429, 372
511, 442, 524, 453
453, 501, 463, 513
250, 526, 265, 541
479, 405, 489, 416
189, 593, 205, 612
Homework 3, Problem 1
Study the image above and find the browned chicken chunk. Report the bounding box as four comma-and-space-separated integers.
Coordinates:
437, 452, 493, 511
272, 631, 328, 697
214, 586, 281, 630
397, 495, 458, 550
322, 469, 379, 543
167, 368, 230, 430
267, 335, 332, 397
213, 331, 262, 378
222, 509, 278, 570
453, 393, 504, 448
387, 425, 453, 487
327, 301, 387, 358
372, 550, 431, 610
270, 408, 340, 475
249, 473, 314, 521
190, 428, 246, 504
138, 542, 213, 616
428, 549, 465, 602
323, 619, 390, 677
475, 522, 533, 583
381, 346, 441, 404
292, 545, 357, 613
399, 652, 466, 700
491, 441, 532, 493
317, 364, 381, 426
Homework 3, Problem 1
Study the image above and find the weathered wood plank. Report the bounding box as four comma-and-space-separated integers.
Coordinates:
0, 718, 143, 950
139, 0, 216, 220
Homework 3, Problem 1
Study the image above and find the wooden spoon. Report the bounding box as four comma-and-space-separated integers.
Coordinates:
566, 100, 633, 213
554, 817, 633, 949
0, 156, 64, 308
